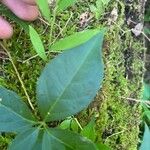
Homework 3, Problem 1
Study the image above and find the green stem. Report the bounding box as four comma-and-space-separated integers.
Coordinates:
0, 41, 35, 111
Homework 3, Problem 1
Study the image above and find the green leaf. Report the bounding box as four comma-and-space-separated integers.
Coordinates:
81, 118, 96, 141
37, 0, 51, 22
144, 27, 150, 34
140, 124, 150, 150
8, 128, 98, 150
29, 25, 47, 61
57, 0, 76, 12
90, 5, 98, 13
8, 128, 39, 150
50, 29, 103, 51
143, 82, 150, 100
96, 143, 111, 150
101, 0, 110, 5
43, 128, 98, 150
0, 4, 29, 32
70, 119, 79, 132
37, 31, 104, 121
0, 87, 36, 132
59, 118, 72, 129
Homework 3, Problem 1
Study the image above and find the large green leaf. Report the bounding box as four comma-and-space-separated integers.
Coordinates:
37, 31, 104, 121
50, 29, 102, 51
57, 0, 76, 12
37, 0, 51, 22
29, 25, 47, 61
0, 87, 36, 132
140, 124, 150, 150
9, 128, 97, 150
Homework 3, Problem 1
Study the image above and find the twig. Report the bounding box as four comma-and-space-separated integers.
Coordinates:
105, 130, 126, 143
22, 50, 61, 63
120, 96, 150, 105
142, 31, 150, 42
51, 12, 73, 45
74, 118, 83, 130
0, 41, 35, 110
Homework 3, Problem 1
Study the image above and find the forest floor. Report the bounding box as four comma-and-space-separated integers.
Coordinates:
0, 0, 147, 150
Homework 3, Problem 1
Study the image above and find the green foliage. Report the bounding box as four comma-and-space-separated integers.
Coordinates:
0, 4, 29, 32
81, 118, 96, 141
0, 87, 36, 133
143, 82, 150, 100
57, 0, 77, 12
90, 0, 110, 19
37, 0, 51, 22
140, 124, 150, 150
37, 32, 104, 121
0, 31, 104, 149
96, 143, 111, 150
50, 29, 103, 51
29, 26, 47, 61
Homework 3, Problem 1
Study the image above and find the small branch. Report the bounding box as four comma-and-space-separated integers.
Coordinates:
49, 2, 58, 45
74, 118, 83, 130
22, 50, 61, 63
0, 41, 35, 111
51, 12, 73, 45
120, 96, 150, 105
142, 31, 150, 42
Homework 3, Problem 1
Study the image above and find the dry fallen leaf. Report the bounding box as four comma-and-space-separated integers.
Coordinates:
131, 23, 143, 36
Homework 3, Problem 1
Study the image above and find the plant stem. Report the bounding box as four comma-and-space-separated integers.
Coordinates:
0, 41, 35, 111
74, 118, 83, 130
49, 3, 58, 45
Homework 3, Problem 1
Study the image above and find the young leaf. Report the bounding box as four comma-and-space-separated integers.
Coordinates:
29, 26, 47, 61
37, 31, 104, 121
140, 124, 150, 150
81, 118, 96, 141
70, 119, 79, 132
50, 29, 102, 51
59, 118, 72, 129
37, 0, 51, 22
0, 87, 36, 132
57, 0, 76, 12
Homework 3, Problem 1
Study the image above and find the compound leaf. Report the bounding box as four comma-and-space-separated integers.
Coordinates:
29, 25, 47, 61
37, 31, 104, 121
8, 128, 99, 150
140, 124, 150, 150
0, 87, 36, 132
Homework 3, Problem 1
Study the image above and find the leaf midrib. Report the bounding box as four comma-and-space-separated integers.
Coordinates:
44, 37, 98, 121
